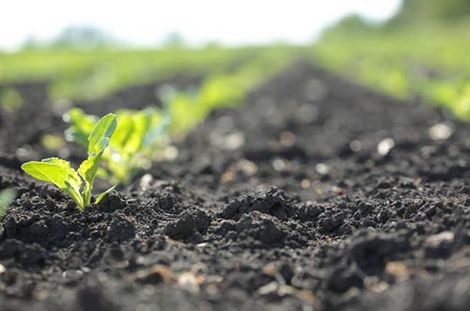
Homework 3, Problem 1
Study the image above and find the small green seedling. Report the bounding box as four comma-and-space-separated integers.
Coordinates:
22, 113, 117, 211
0, 188, 16, 219
163, 73, 249, 134
65, 107, 170, 184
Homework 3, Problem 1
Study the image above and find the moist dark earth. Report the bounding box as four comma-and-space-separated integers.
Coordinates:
0, 62, 469, 311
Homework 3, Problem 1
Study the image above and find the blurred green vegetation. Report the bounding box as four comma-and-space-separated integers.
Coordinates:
0, 87, 23, 112
0, 46, 261, 101
311, 0, 470, 120
167, 46, 300, 134
390, 0, 470, 25
0, 43, 303, 104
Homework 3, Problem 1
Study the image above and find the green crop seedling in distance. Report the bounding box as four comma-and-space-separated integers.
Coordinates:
0, 188, 16, 219
22, 113, 117, 211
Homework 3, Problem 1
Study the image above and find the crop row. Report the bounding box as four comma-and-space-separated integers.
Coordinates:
0, 45, 298, 101
311, 22, 470, 120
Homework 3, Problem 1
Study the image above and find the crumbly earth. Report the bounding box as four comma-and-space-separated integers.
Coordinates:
0, 63, 469, 311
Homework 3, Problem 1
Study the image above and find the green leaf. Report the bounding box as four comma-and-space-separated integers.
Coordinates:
22, 114, 117, 211
143, 111, 170, 147
123, 111, 152, 155
78, 113, 118, 207
64, 180, 85, 211
47, 158, 82, 187
78, 154, 103, 207
88, 113, 117, 156
64, 108, 97, 147
21, 158, 84, 210
95, 185, 116, 205
22, 158, 76, 190
0, 188, 16, 219
110, 113, 134, 151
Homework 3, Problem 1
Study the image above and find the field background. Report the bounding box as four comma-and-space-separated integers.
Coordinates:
1, 0, 469, 123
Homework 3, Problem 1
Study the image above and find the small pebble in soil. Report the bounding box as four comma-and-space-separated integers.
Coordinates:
385, 261, 410, 282
139, 174, 153, 191
300, 179, 311, 189
177, 272, 200, 293
237, 159, 258, 176
163, 145, 178, 160
279, 131, 296, 147
62, 270, 84, 285
315, 163, 330, 175
132, 265, 173, 285
272, 158, 289, 172
349, 140, 362, 152
224, 132, 245, 150
377, 138, 395, 156
424, 231, 455, 258
428, 122, 453, 140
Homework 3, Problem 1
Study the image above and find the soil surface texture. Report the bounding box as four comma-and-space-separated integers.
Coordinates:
0, 63, 469, 311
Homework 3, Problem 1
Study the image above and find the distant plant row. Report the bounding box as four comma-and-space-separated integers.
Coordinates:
311, 20, 470, 120
0, 45, 296, 101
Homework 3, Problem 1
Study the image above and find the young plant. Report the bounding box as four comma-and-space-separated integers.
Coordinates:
22, 113, 117, 211
163, 72, 252, 134
65, 108, 170, 184
0, 188, 16, 219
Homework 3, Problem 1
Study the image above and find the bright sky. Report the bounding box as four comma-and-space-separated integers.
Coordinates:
0, 0, 402, 50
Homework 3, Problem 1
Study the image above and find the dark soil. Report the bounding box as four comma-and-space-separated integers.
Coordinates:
0, 62, 469, 311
